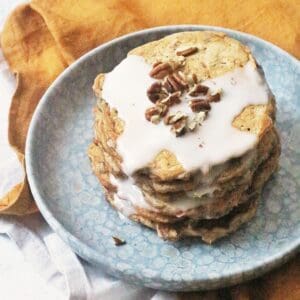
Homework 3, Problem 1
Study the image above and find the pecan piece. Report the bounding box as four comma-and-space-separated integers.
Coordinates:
187, 120, 197, 131
176, 47, 198, 57
160, 91, 181, 106
147, 81, 162, 103
189, 99, 211, 112
164, 111, 186, 125
112, 236, 126, 246
145, 104, 168, 124
194, 111, 207, 125
207, 89, 222, 102
192, 73, 198, 84
187, 111, 207, 131
171, 117, 188, 137
207, 93, 221, 103
149, 62, 172, 79
189, 84, 209, 96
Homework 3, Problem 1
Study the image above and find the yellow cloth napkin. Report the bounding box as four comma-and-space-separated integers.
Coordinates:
1, 1, 299, 297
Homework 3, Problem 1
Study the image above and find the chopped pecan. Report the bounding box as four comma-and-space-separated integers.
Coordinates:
187, 120, 197, 131
149, 62, 172, 79
207, 92, 221, 102
171, 117, 188, 137
194, 111, 207, 125
192, 73, 198, 84
189, 99, 211, 112
189, 84, 209, 96
176, 47, 198, 57
145, 104, 168, 124
164, 111, 186, 125
112, 236, 126, 246
147, 81, 162, 103
187, 111, 207, 131
160, 91, 181, 106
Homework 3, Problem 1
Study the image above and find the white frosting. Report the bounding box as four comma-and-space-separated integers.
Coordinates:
111, 174, 218, 215
110, 174, 151, 216
102, 55, 270, 176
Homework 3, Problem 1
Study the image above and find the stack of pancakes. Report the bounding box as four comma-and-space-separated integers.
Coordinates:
88, 31, 280, 243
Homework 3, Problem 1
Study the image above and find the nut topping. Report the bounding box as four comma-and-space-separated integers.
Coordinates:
192, 73, 198, 84
162, 78, 174, 93
173, 72, 188, 89
112, 236, 126, 246
187, 120, 197, 131
145, 104, 168, 123
166, 74, 182, 91
194, 111, 207, 125
207, 91, 221, 102
189, 84, 209, 96
171, 117, 188, 137
147, 81, 162, 103
145, 59, 223, 136
189, 99, 211, 112
188, 111, 207, 131
149, 62, 172, 79
160, 91, 181, 106
176, 47, 198, 57
164, 111, 187, 125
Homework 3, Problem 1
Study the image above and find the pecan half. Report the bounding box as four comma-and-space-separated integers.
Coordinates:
189, 99, 211, 112
149, 62, 172, 79
167, 74, 181, 91
189, 84, 209, 96
163, 78, 174, 93
173, 72, 188, 89
176, 47, 198, 57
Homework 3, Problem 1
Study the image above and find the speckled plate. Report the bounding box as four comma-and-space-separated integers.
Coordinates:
26, 26, 300, 291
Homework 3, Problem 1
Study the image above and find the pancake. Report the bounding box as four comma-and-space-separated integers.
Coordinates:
88, 31, 281, 243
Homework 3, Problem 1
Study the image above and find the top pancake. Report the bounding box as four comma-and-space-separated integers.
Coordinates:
93, 31, 275, 181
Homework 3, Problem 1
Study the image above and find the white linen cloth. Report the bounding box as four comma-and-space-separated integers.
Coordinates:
0, 2, 178, 299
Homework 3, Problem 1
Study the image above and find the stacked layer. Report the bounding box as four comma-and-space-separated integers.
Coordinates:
88, 31, 280, 243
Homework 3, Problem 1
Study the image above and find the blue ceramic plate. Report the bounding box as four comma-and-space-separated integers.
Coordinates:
26, 26, 300, 291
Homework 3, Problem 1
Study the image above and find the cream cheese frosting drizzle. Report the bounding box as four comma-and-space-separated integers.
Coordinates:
111, 174, 218, 214
102, 55, 270, 176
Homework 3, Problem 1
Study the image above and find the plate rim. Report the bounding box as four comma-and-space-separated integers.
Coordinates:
26, 25, 300, 291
